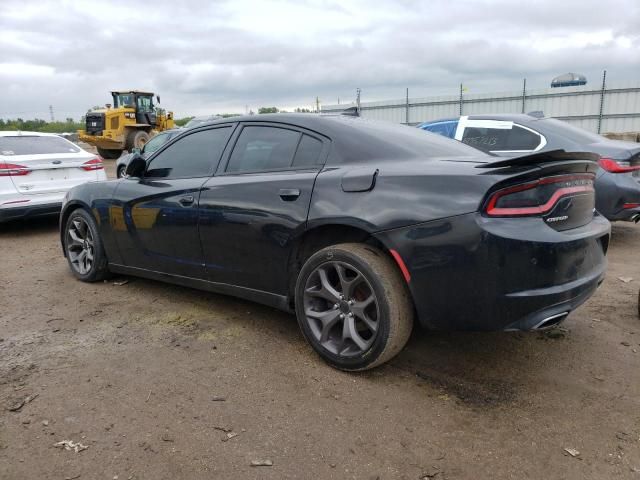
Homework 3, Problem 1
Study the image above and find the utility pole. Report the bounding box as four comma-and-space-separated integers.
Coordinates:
49, 105, 54, 122
521, 78, 527, 114
459, 84, 463, 116
597, 70, 607, 134
356, 88, 361, 116
405, 87, 409, 125
316, 96, 320, 113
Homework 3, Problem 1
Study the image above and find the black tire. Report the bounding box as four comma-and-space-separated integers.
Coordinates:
97, 147, 122, 160
63, 209, 109, 282
126, 130, 150, 151
295, 243, 414, 371
116, 165, 126, 178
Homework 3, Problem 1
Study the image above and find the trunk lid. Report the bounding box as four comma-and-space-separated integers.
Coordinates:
1, 152, 101, 195
476, 150, 599, 231
0, 134, 101, 195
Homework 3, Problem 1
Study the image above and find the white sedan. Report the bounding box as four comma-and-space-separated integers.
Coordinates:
0, 131, 107, 222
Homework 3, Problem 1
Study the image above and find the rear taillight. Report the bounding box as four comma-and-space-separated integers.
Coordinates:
0, 163, 31, 176
598, 157, 640, 173
484, 174, 595, 217
81, 157, 104, 171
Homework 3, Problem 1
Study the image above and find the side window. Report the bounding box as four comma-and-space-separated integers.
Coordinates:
292, 134, 324, 167
226, 126, 301, 173
461, 126, 510, 152
504, 126, 542, 150
422, 122, 457, 138
146, 127, 231, 178
462, 124, 542, 153
137, 96, 153, 113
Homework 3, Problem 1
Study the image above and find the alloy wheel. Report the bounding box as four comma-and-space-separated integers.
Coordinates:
66, 217, 95, 275
303, 261, 380, 357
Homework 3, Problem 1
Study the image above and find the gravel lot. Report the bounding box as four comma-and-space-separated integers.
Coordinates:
1, 158, 639, 479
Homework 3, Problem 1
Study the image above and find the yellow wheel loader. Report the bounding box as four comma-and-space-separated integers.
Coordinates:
78, 90, 175, 159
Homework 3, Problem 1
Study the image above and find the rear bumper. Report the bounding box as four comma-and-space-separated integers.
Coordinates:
0, 191, 67, 222
595, 172, 640, 221
376, 213, 610, 331
0, 200, 61, 222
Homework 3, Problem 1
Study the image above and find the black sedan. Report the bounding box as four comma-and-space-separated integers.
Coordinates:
419, 114, 640, 222
59, 114, 610, 370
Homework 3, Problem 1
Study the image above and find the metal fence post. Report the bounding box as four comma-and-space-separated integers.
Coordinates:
597, 70, 607, 134
459, 83, 463, 115
405, 88, 409, 124
521, 78, 527, 113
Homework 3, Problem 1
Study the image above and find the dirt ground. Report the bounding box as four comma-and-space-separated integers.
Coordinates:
1, 158, 639, 480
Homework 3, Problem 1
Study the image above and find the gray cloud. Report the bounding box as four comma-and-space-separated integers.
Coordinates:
0, 0, 638, 119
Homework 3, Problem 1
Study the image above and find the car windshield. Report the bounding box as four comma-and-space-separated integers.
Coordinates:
143, 133, 171, 154
538, 118, 605, 144
0, 136, 81, 155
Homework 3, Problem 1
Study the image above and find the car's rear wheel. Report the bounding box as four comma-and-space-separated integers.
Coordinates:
295, 243, 414, 371
64, 209, 109, 282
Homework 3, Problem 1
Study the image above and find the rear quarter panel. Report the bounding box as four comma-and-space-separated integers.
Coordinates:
307, 158, 503, 232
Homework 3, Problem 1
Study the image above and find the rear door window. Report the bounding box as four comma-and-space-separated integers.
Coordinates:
226, 126, 302, 173
0, 136, 80, 155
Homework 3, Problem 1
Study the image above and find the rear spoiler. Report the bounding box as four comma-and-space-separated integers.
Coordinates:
475, 149, 600, 169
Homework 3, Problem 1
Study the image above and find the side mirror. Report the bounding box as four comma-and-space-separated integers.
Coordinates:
125, 154, 146, 178
131, 147, 141, 154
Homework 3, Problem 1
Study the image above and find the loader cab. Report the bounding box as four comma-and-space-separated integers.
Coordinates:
111, 91, 157, 126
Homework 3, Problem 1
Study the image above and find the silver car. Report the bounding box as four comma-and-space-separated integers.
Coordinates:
0, 132, 107, 222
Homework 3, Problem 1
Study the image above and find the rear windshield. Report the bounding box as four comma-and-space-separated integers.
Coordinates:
326, 116, 483, 162
537, 118, 605, 144
0, 136, 81, 156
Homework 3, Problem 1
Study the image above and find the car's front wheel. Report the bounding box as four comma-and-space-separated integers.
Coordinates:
64, 209, 109, 282
295, 243, 414, 371
116, 165, 126, 178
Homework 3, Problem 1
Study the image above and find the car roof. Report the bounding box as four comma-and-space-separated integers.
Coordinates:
188, 112, 368, 130
465, 113, 538, 123
180, 113, 484, 161
419, 118, 459, 125
0, 131, 63, 137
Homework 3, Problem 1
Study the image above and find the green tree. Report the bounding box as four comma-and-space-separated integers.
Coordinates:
258, 107, 279, 114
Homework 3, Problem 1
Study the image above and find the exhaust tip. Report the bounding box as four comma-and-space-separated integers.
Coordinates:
533, 312, 569, 330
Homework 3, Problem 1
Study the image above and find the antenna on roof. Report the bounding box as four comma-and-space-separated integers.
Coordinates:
526, 111, 544, 118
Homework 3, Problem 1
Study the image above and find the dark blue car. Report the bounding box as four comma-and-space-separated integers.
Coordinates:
418, 114, 640, 222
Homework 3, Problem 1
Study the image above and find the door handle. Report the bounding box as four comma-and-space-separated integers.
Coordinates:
179, 195, 195, 206
279, 188, 301, 201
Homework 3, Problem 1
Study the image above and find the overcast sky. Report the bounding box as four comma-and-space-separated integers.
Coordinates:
0, 0, 638, 120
